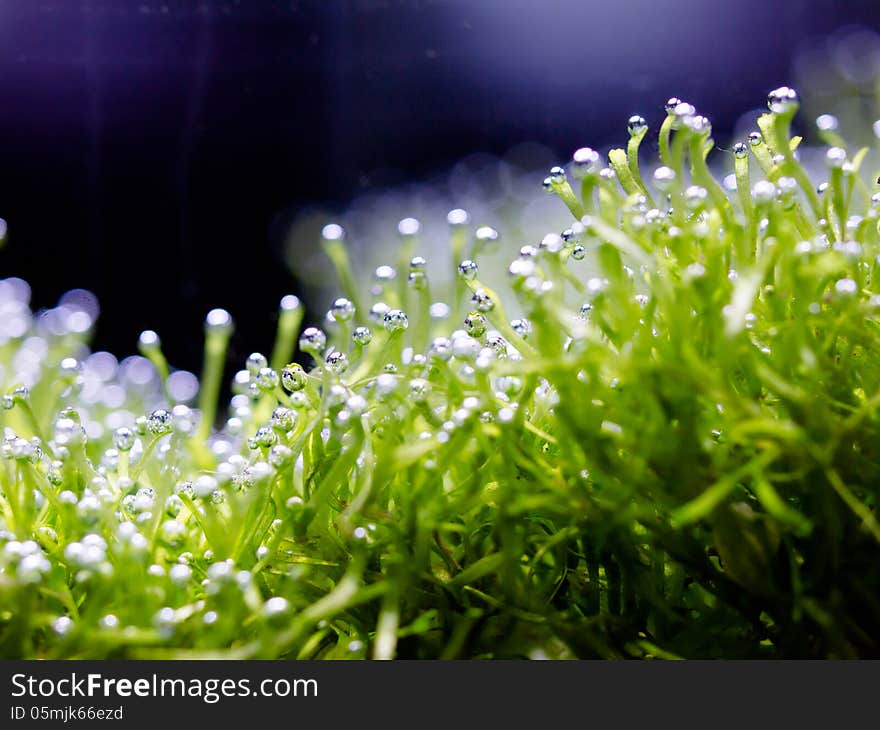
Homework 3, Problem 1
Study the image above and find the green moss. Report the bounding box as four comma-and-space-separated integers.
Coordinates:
1, 88, 880, 659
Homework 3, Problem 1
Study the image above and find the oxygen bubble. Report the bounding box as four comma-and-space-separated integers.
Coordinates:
817, 182, 829, 195
540, 233, 564, 253
684, 186, 708, 210
542, 177, 554, 194
409, 257, 427, 273
471, 289, 494, 313
210, 489, 226, 505
475, 226, 499, 247
835, 278, 858, 297
289, 392, 308, 409
169, 564, 192, 586
331, 298, 356, 322
113, 427, 135, 452
673, 102, 696, 121
52, 616, 74, 636
509, 258, 536, 279
264, 596, 290, 619
353, 326, 373, 346
270, 406, 295, 431
322, 223, 345, 242
147, 409, 173, 436
752, 181, 776, 204
511, 318, 532, 338
452, 335, 480, 361
733, 142, 748, 159
383, 309, 408, 333
269, 443, 294, 468
464, 312, 488, 337
447, 208, 470, 226
429, 337, 453, 361
138, 330, 160, 350
571, 244, 586, 261
685, 115, 711, 136
53, 417, 83, 446
299, 327, 327, 355
250, 426, 277, 449
871, 192, 880, 210
598, 167, 616, 181
374, 265, 396, 282
167, 370, 199, 403
255, 367, 279, 391
246, 353, 268, 376
408, 378, 430, 403
748, 131, 763, 147
408, 271, 427, 290
1, 395, 12, 410
280, 294, 301, 312
825, 147, 847, 169
325, 350, 349, 375
816, 114, 838, 132
665, 97, 682, 114
12, 386, 28, 403
572, 147, 600, 178
579, 303, 593, 319
398, 217, 420, 236
205, 308, 233, 334
767, 86, 798, 114
374, 373, 399, 397
458, 260, 478, 280
874, 120, 880, 139
370, 302, 391, 323
549, 166, 566, 184
627, 115, 647, 136
652, 166, 676, 191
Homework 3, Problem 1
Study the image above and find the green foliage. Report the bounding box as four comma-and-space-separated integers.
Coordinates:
2, 88, 880, 659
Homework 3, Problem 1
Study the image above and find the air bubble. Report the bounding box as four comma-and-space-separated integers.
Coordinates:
398, 217, 420, 236
447, 208, 470, 226
325, 350, 349, 375
652, 166, 676, 191
113, 427, 135, 452
767, 86, 798, 114
627, 115, 647, 136
299, 327, 327, 355
475, 226, 499, 247
549, 166, 566, 184
733, 142, 748, 159
246, 352, 268, 376
322, 223, 345, 242
751, 181, 776, 204
572, 147, 599, 178
383, 309, 408, 333
205, 308, 233, 334
748, 131, 763, 147
353, 326, 373, 346
825, 147, 847, 169
835, 278, 858, 297
464, 312, 488, 337
816, 114, 838, 132
471, 289, 494, 312
511, 318, 532, 338
664, 97, 681, 114
458, 260, 478, 280
147, 409, 173, 436
255, 367, 279, 391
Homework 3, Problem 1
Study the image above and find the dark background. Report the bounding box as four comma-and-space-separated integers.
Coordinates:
1, 0, 879, 372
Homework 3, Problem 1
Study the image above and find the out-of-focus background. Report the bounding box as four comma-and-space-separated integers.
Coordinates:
1, 0, 879, 371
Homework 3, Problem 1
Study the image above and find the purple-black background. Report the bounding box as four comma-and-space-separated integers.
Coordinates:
0, 0, 879, 371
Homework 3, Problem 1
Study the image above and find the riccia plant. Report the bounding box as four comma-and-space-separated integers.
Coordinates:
2, 87, 880, 659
